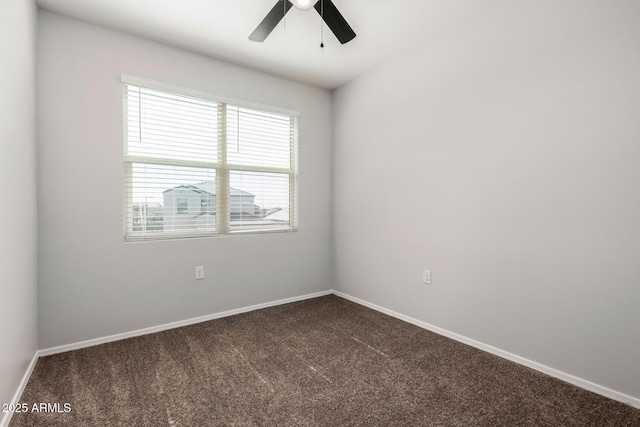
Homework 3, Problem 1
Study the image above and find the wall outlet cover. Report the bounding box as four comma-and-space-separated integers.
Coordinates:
423, 269, 431, 285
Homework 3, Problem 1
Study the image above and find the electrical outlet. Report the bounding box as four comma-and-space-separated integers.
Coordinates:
423, 269, 431, 285
195, 266, 205, 280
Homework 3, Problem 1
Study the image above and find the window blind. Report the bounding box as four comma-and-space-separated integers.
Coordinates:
124, 83, 298, 241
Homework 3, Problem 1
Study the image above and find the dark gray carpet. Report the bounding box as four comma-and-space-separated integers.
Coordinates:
10, 295, 640, 426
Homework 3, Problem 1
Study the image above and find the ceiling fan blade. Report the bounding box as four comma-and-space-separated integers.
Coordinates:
249, 1, 294, 42
314, 0, 356, 44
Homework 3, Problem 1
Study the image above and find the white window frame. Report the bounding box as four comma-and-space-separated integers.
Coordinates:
122, 75, 299, 242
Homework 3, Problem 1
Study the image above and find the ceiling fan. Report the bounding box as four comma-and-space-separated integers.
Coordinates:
249, 0, 356, 45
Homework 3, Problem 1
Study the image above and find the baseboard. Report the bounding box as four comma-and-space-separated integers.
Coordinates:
0, 352, 39, 427
39, 290, 333, 357
333, 290, 640, 410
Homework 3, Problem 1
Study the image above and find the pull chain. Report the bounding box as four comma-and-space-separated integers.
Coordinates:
283, 0, 286, 31
320, 0, 324, 48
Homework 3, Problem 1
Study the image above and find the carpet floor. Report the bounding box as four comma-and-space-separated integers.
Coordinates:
9, 295, 640, 426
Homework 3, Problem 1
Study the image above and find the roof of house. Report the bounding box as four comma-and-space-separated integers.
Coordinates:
163, 181, 253, 197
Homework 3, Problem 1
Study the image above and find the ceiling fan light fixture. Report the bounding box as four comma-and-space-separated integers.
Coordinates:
290, 0, 316, 10
250, 0, 355, 44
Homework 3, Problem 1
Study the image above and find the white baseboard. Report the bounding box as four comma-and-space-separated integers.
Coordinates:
333, 290, 640, 410
39, 290, 333, 357
1, 352, 39, 427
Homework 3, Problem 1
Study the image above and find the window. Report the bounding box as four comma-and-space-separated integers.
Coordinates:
177, 198, 188, 215
123, 78, 298, 241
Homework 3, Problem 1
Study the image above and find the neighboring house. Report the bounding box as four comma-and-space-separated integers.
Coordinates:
162, 181, 282, 230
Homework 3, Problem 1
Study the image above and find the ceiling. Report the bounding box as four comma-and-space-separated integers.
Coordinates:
36, 0, 506, 89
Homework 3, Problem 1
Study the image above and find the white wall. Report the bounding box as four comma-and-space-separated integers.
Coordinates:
37, 11, 333, 349
333, 1, 640, 401
0, 0, 38, 412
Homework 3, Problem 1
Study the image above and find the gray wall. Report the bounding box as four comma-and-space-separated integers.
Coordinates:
333, 1, 640, 400
37, 11, 333, 349
0, 0, 38, 410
